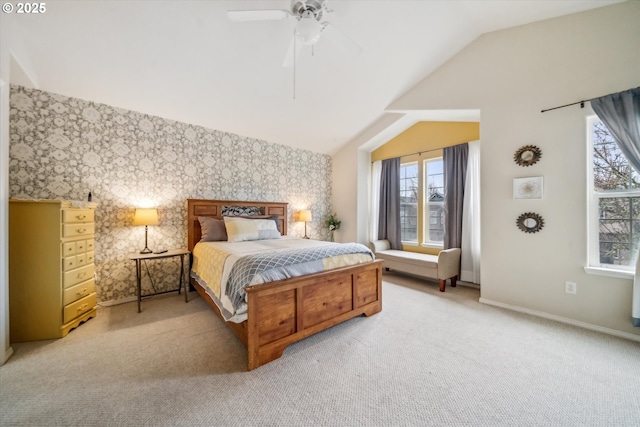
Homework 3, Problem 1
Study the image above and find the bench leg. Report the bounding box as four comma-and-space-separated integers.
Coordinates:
451, 276, 457, 287
439, 279, 446, 292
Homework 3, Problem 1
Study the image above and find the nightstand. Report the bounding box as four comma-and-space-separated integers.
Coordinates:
129, 249, 190, 312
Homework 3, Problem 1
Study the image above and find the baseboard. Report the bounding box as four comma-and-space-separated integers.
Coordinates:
97, 296, 137, 307
479, 297, 640, 343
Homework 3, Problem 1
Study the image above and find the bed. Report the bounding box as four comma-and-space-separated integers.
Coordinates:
187, 199, 383, 370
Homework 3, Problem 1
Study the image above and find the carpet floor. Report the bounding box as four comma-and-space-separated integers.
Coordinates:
1, 272, 639, 426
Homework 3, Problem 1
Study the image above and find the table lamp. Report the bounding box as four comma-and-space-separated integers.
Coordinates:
298, 209, 312, 239
133, 208, 158, 254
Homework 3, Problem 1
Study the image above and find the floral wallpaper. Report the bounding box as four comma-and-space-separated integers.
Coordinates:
9, 85, 333, 303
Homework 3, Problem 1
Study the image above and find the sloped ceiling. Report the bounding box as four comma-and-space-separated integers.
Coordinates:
8, 0, 623, 155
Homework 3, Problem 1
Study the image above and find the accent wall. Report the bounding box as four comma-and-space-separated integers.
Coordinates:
9, 85, 333, 303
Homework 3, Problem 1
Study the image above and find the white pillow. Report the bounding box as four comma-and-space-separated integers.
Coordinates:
223, 216, 281, 242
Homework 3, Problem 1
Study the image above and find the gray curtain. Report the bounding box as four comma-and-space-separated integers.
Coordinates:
378, 157, 401, 249
443, 143, 468, 249
591, 87, 640, 174
591, 87, 640, 327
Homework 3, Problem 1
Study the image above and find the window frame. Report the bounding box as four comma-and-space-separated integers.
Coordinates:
585, 115, 640, 277
398, 155, 444, 250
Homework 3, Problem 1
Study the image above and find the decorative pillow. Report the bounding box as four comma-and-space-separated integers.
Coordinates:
198, 216, 227, 242
224, 216, 281, 242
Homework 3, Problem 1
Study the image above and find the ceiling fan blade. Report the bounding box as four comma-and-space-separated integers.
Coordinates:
321, 22, 362, 58
282, 36, 304, 67
227, 9, 291, 22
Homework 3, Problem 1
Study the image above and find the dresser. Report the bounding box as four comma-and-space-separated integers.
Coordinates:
9, 199, 98, 342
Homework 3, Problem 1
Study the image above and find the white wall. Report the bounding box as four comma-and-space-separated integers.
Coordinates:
0, 13, 39, 365
332, 113, 406, 244
336, 1, 640, 338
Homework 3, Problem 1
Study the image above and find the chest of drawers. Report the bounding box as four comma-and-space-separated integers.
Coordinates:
9, 199, 98, 342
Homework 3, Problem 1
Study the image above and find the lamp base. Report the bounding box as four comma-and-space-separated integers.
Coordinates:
140, 225, 153, 254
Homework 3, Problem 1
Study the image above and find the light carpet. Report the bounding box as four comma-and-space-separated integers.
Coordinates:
1, 272, 639, 426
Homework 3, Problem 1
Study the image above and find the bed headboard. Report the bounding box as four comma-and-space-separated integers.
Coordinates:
187, 199, 288, 251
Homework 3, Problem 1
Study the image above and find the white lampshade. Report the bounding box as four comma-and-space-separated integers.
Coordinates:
298, 210, 313, 222
133, 208, 159, 226
295, 16, 322, 45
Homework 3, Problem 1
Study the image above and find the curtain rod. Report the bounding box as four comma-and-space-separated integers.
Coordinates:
540, 98, 596, 113
541, 99, 591, 113
541, 87, 638, 113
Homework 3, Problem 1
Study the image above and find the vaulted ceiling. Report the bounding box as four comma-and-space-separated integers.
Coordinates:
9, 0, 623, 155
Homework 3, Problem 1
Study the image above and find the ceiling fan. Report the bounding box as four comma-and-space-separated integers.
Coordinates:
227, 0, 362, 67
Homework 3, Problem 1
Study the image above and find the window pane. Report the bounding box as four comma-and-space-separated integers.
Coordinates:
424, 159, 445, 244
598, 197, 640, 266
400, 163, 418, 242
592, 120, 640, 191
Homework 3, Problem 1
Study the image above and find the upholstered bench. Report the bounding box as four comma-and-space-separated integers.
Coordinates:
369, 240, 461, 292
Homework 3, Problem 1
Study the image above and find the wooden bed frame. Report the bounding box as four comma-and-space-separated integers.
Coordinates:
187, 199, 383, 370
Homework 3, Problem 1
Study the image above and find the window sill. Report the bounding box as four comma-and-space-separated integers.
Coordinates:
421, 243, 443, 249
584, 266, 634, 280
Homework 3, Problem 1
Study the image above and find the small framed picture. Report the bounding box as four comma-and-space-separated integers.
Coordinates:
513, 176, 543, 199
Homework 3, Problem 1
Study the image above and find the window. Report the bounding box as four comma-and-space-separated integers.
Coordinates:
424, 158, 445, 244
399, 157, 445, 247
588, 116, 640, 270
400, 162, 418, 242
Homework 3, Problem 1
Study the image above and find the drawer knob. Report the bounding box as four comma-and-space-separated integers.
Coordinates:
77, 228, 87, 234
77, 272, 87, 279
76, 288, 87, 297
77, 303, 88, 312
76, 214, 86, 220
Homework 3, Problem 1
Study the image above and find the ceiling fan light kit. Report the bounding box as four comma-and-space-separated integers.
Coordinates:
296, 13, 322, 45
227, 0, 361, 65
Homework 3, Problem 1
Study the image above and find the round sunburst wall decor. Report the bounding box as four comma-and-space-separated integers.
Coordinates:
514, 145, 542, 167
516, 212, 544, 233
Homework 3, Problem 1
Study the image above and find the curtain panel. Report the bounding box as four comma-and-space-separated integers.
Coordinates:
591, 87, 640, 327
378, 157, 402, 249
460, 141, 481, 284
370, 161, 382, 243
443, 143, 468, 250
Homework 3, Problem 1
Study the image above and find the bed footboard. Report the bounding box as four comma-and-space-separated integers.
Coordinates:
245, 259, 383, 370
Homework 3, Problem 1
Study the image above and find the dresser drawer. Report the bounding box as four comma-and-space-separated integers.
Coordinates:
86, 240, 95, 251
63, 292, 96, 324
62, 223, 95, 238
62, 209, 94, 224
76, 253, 87, 267
63, 264, 95, 289
63, 241, 77, 256
63, 255, 77, 272
86, 250, 95, 264
63, 278, 95, 305
76, 240, 87, 253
